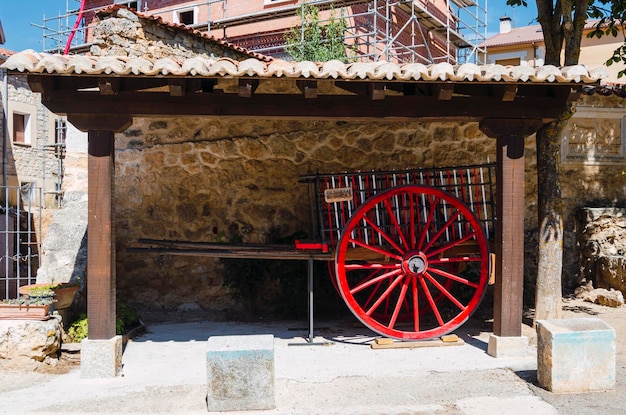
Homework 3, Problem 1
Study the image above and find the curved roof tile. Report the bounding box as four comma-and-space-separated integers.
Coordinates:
2, 50, 607, 84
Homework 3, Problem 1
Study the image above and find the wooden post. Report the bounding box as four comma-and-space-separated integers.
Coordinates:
87, 131, 116, 339
480, 119, 542, 338
494, 134, 525, 336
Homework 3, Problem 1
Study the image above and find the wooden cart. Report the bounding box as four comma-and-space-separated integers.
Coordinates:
135, 163, 496, 341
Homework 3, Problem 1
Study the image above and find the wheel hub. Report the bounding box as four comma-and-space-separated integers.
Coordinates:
402, 251, 428, 276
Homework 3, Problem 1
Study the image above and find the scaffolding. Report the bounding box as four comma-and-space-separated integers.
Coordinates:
40, 0, 486, 65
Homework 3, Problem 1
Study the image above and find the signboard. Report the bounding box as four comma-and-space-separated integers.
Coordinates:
324, 187, 353, 203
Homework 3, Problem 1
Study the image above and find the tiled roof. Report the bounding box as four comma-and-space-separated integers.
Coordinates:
2, 50, 607, 84
97, 5, 272, 62
0, 48, 16, 58
484, 25, 544, 48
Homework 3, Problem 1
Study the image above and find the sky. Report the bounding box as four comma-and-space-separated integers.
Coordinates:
0, 1, 539, 53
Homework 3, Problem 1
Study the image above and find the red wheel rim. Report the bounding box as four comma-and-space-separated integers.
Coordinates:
335, 185, 489, 340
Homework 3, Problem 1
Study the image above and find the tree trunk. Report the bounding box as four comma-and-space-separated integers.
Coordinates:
533, 103, 575, 323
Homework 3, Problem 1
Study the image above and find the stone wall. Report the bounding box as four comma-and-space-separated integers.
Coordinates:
90, 7, 256, 61
577, 207, 626, 294
114, 118, 496, 312
6, 75, 63, 204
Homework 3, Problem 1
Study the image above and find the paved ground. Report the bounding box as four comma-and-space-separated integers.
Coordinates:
0, 297, 623, 415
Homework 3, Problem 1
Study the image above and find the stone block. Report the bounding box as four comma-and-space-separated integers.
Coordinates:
0, 316, 62, 361
537, 318, 615, 393
487, 334, 529, 358
206, 334, 274, 412
80, 336, 123, 378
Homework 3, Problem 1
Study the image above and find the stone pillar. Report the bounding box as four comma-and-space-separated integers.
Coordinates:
206, 334, 275, 411
537, 318, 615, 392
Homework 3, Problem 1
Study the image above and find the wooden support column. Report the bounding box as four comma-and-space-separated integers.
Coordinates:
87, 131, 116, 339
480, 119, 543, 338
494, 134, 525, 336
71, 114, 131, 341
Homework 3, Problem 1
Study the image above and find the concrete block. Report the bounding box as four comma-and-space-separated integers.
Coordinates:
537, 318, 615, 393
80, 336, 123, 378
487, 334, 529, 358
206, 334, 275, 412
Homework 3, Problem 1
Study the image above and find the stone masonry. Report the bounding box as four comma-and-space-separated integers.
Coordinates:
115, 118, 495, 312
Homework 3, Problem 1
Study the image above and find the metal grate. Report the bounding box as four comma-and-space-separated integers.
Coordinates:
301, 163, 496, 251
0, 186, 43, 300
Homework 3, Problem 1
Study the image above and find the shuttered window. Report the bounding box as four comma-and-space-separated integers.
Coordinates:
13, 113, 25, 143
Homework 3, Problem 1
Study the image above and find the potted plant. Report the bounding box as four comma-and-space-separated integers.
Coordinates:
0, 297, 53, 320
19, 281, 80, 310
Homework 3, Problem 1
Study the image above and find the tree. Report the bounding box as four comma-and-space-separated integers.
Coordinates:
285, 3, 351, 62
506, 0, 593, 323
588, 1, 626, 77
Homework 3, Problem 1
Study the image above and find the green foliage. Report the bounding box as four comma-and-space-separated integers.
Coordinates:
25, 286, 55, 298
66, 313, 88, 343
588, 0, 626, 77
1, 296, 53, 306
65, 302, 141, 343
285, 3, 352, 62
117, 301, 140, 334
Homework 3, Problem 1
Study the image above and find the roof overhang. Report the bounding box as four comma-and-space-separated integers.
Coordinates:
2, 51, 606, 131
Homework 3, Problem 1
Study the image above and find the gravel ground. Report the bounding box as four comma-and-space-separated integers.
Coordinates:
0, 297, 623, 415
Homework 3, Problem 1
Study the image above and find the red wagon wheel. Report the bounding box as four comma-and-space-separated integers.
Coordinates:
335, 185, 489, 340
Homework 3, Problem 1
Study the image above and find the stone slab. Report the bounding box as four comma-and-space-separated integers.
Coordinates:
206, 334, 274, 412
536, 318, 615, 393
80, 336, 123, 378
487, 334, 529, 358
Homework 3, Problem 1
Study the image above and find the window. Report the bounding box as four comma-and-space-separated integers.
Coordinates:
115, 1, 140, 10
174, 8, 198, 26
12, 113, 31, 145
179, 10, 195, 26
495, 57, 521, 66
55, 118, 66, 146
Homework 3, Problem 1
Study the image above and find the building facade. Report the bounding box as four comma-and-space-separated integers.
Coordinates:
44, 0, 487, 64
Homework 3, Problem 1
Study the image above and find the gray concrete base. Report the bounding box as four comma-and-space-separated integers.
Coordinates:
487, 334, 529, 358
206, 334, 275, 412
80, 336, 123, 378
537, 318, 615, 392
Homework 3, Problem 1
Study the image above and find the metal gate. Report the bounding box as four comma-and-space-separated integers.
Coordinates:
0, 185, 42, 300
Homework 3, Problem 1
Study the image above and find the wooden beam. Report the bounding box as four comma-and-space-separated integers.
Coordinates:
42, 92, 570, 122
238, 79, 259, 97
87, 131, 116, 340
98, 78, 121, 95
434, 83, 454, 100
168, 79, 187, 96
370, 83, 386, 100
296, 80, 318, 99
498, 85, 518, 102
479, 118, 544, 142
28, 76, 55, 94
67, 114, 133, 132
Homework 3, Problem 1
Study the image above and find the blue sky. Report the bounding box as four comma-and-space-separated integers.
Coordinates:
0, 1, 538, 53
